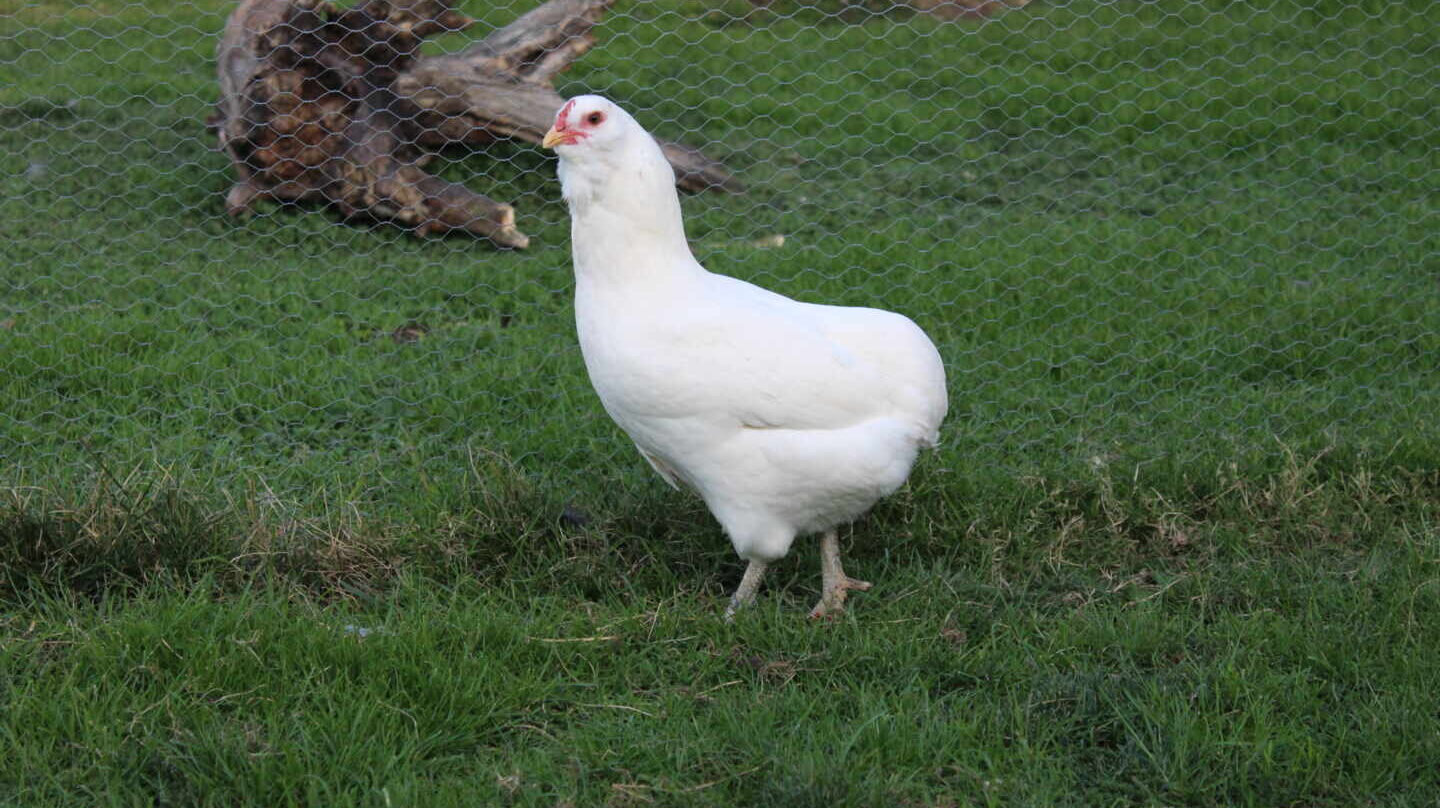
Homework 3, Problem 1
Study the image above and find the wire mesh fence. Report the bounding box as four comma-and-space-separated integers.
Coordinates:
2, 0, 1437, 505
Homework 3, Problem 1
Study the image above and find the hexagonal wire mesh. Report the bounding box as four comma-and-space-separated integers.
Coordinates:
2, 0, 1437, 507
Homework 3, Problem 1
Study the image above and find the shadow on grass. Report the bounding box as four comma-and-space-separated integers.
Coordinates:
4, 442, 1436, 606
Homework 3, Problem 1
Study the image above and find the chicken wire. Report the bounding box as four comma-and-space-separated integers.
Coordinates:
2, 0, 1437, 499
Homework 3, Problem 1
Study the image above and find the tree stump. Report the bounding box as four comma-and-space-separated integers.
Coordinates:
211, 0, 739, 248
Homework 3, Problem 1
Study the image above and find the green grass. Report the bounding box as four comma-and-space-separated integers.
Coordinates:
2, 0, 1439, 804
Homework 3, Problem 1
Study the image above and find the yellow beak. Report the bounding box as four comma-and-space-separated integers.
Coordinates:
541, 127, 570, 150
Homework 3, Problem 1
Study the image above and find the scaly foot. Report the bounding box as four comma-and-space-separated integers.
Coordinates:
723, 559, 769, 621
808, 574, 871, 618
810, 530, 870, 618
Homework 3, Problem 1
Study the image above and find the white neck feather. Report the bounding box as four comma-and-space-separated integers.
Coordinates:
559, 133, 701, 288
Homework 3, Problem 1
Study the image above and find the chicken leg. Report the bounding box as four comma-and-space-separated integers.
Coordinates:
724, 559, 769, 620
809, 530, 872, 618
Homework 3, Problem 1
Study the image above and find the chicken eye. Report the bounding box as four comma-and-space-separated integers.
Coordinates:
587, 111, 605, 126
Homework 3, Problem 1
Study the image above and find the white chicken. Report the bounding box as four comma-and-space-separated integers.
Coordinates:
543, 96, 948, 617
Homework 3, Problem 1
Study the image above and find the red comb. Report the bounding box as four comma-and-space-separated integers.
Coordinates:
555, 99, 577, 131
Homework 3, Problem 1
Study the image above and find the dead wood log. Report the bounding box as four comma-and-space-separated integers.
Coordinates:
211, 0, 739, 248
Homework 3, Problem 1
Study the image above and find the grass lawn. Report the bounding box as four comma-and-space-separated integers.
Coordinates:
2, 0, 1439, 804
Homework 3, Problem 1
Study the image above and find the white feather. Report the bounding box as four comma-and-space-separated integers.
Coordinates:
553, 96, 948, 563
